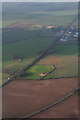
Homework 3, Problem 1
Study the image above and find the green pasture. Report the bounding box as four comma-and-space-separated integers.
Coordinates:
3, 37, 54, 62
25, 64, 52, 79
3, 28, 56, 44
51, 44, 78, 56
3, 57, 34, 70
3, 29, 43, 44
2, 14, 77, 28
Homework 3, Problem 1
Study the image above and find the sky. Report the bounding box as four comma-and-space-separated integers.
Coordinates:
1, 0, 79, 2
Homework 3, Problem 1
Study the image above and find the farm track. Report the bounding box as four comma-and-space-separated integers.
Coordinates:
20, 87, 79, 119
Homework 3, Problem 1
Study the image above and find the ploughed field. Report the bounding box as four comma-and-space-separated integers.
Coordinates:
2, 78, 78, 118
32, 94, 78, 118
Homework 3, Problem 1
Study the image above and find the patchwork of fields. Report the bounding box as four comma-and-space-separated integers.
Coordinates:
2, 9, 78, 27
2, 36, 78, 83
2, 2, 79, 119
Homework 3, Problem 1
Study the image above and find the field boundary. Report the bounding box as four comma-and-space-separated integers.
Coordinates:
22, 76, 78, 81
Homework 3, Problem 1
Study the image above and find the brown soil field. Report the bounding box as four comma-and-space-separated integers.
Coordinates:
2, 78, 78, 118
32, 94, 79, 118
7, 21, 34, 28
39, 56, 64, 65
38, 56, 78, 65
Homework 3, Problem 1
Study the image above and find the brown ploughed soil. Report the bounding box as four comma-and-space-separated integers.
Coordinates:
38, 56, 78, 65
32, 94, 78, 118
2, 78, 78, 118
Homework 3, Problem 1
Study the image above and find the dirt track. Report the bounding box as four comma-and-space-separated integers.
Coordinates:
2, 78, 78, 118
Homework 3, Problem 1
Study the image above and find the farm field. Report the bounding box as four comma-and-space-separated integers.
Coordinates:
2, 28, 43, 44
32, 94, 78, 118
2, 9, 78, 28
3, 37, 54, 62
50, 44, 78, 56
2, 78, 78, 118
2, 57, 35, 85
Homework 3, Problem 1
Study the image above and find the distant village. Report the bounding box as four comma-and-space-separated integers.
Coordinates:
44, 25, 78, 42
33, 25, 78, 43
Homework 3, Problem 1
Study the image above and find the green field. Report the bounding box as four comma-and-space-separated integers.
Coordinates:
25, 64, 52, 79
50, 44, 78, 56
2, 2, 78, 27
3, 37, 54, 62
3, 29, 56, 44
2, 11, 77, 28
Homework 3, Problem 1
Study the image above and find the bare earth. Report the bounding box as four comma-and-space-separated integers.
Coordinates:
38, 56, 78, 65
32, 94, 78, 118
2, 78, 78, 118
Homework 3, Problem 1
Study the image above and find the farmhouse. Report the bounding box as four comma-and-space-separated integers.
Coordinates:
39, 73, 47, 77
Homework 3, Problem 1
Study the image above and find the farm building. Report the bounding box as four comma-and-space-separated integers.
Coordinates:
39, 73, 47, 77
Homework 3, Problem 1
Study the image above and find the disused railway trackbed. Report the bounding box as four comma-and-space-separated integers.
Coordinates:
20, 87, 79, 119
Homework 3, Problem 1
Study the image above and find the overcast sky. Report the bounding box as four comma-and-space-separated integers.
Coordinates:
1, 0, 79, 2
